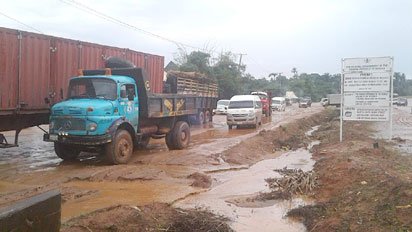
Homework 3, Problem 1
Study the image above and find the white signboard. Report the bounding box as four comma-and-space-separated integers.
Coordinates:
340, 56, 393, 141
343, 107, 390, 121
344, 72, 390, 92
343, 57, 393, 73
344, 92, 389, 107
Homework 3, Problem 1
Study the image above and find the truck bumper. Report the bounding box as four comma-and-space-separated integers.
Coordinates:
43, 133, 112, 146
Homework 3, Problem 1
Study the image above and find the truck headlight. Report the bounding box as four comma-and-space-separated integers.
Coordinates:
87, 122, 97, 131
248, 112, 255, 117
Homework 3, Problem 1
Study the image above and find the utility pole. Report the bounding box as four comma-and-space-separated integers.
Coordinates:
237, 53, 247, 71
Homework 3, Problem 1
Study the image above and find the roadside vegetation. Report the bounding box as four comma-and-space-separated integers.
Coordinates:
172, 49, 412, 101
62, 203, 233, 232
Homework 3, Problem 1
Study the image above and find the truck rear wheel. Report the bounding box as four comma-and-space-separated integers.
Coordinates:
167, 121, 190, 150
54, 143, 80, 161
196, 111, 205, 125
105, 130, 133, 164
165, 132, 176, 149
204, 110, 211, 123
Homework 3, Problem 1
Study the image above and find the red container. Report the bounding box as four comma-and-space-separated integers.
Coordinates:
0, 26, 165, 114
0, 28, 19, 111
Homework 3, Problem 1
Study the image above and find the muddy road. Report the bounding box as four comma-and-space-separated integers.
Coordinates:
0, 104, 323, 228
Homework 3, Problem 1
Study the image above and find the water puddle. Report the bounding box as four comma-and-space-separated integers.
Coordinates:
305, 125, 320, 136
176, 126, 320, 232
61, 180, 198, 221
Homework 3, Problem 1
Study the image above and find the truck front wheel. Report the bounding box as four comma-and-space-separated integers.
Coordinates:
105, 130, 133, 164
54, 143, 80, 161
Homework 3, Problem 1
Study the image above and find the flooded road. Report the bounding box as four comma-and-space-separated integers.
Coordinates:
176, 138, 319, 232
0, 103, 323, 228
374, 100, 412, 154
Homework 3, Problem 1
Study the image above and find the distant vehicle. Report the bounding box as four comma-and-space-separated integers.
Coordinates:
321, 98, 329, 107
227, 95, 263, 129
285, 98, 292, 106
251, 92, 272, 117
392, 93, 399, 106
397, 97, 408, 106
271, 97, 286, 111
299, 97, 312, 108
213, 99, 230, 115
327, 94, 341, 107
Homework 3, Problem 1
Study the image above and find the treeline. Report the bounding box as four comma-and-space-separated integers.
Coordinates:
172, 50, 411, 101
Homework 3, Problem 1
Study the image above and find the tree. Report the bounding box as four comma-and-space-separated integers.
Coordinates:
291, 67, 298, 78
177, 51, 212, 75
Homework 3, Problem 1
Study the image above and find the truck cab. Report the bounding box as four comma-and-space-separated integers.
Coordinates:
45, 71, 141, 164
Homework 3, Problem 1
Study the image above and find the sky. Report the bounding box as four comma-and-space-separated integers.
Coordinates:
1, 0, 412, 79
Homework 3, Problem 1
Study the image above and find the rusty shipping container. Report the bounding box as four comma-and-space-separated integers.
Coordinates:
0, 27, 164, 138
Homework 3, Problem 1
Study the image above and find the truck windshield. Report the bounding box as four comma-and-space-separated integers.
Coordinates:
228, 100, 253, 109
68, 78, 117, 100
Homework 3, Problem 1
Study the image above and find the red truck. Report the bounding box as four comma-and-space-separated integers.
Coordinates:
251, 92, 272, 117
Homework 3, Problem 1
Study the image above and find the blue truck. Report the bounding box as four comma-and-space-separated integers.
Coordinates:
43, 67, 218, 164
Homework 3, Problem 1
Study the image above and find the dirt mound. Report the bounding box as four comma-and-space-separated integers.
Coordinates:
222, 109, 338, 165
62, 203, 233, 232
287, 118, 412, 231
68, 166, 166, 182
188, 172, 212, 188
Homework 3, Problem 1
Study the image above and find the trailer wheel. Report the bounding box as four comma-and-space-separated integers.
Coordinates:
172, 121, 190, 149
54, 143, 80, 161
105, 130, 133, 164
228, 125, 233, 130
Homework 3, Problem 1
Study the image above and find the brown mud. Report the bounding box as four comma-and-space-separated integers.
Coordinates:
0, 104, 325, 230
287, 110, 412, 231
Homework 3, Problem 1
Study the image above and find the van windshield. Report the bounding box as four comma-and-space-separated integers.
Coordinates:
228, 100, 253, 109
217, 100, 230, 106
273, 100, 281, 104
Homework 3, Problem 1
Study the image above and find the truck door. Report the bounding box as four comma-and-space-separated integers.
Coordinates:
119, 84, 139, 130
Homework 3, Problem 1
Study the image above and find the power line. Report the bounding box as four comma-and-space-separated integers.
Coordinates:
59, 0, 201, 50
0, 11, 43, 34
244, 55, 273, 77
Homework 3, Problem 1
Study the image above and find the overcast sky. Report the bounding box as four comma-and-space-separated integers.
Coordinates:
1, 0, 412, 78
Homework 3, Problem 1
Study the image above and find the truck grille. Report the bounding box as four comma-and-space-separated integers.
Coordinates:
53, 118, 86, 131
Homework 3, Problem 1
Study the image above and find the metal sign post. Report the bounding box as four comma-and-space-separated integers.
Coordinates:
340, 60, 344, 142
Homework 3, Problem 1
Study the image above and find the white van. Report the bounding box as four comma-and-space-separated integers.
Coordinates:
227, 95, 263, 129
271, 97, 286, 111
